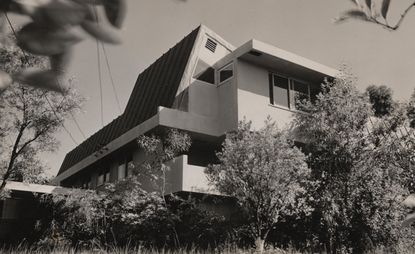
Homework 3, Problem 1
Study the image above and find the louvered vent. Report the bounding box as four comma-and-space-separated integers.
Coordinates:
205, 38, 217, 53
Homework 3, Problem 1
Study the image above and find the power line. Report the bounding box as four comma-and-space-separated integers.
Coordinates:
101, 43, 122, 113
92, 6, 105, 127
4, 13, 81, 146
70, 112, 87, 140
96, 39, 104, 127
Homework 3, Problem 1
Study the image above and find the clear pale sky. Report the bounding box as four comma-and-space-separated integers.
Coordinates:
12, 0, 415, 177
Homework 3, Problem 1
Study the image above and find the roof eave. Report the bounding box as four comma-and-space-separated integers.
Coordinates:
215, 39, 339, 81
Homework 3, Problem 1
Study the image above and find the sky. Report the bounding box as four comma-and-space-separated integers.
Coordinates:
9, 0, 415, 177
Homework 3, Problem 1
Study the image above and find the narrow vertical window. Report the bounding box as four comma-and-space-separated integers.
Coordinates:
98, 169, 110, 185
126, 155, 134, 177
97, 172, 104, 186
104, 170, 110, 183
272, 75, 290, 108
118, 163, 126, 180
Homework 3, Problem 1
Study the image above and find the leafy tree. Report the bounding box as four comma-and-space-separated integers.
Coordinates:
295, 76, 410, 253
136, 128, 191, 196
366, 85, 395, 117
45, 129, 224, 248
206, 119, 312, 252
0, 44, 83, 194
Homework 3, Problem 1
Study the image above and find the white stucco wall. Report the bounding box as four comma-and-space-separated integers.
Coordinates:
188, 80, 219, 117
217, 78, 238, 133
236, 59, 294, 130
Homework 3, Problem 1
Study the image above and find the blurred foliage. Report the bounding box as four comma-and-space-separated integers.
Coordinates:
0, 44, 83, 195
336, 0, 410, 31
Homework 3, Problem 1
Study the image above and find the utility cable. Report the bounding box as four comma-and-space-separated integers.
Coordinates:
101, 43, 122, 114
4, 13, 81, 145
96, 40, 104, 127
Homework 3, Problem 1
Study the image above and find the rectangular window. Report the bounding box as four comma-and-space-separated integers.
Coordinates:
290, 79, 310, 109
270, 73, 316, 110
97, 173, 104, 186
97, 169, 110, 186
81, 176, 91, 189
273, 75, 290, 108
126, 159, 134, 177
117, 163, 126, 180
104, 171, 110, 183
219, 63, 233, 84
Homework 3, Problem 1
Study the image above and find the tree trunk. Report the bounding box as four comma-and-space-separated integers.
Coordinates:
255, 237, 265, 253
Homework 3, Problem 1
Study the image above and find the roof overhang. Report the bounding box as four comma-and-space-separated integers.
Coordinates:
216, 39, 339, 83
53, 107, 225, 184
4, 181, 73, 195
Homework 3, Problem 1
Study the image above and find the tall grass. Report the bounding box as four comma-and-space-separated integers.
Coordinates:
0, 245, 293, 254
2, 243, 415, 254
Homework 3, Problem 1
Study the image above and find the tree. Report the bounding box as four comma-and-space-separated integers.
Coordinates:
46, 129, 196, 248
408, 89, 415, 128
366, 85, 395, 117
136, 128, 191, 196
294, 76, 410, 252
205, 119, 312, 252
336, 0, 412, 31
0, 44, 83, 195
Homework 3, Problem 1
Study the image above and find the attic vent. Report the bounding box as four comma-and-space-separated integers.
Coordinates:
205, 38, 217, 53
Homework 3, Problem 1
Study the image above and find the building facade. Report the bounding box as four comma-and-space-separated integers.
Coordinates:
54, 25, 338, 195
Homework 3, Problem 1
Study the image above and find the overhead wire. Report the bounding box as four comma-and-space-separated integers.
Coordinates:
101, 43, 122, 114
6, 8, 126, 153
4, 13, 81, 146
92, 6, 105, 127
96, 39, 104, 127
70, 112, 87, 140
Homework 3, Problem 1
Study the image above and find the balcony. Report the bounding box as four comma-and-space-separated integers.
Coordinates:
164, 155, 218, 195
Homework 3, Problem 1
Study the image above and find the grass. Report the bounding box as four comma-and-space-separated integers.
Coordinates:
2, 243, 415, 254
0, 245, 294, 254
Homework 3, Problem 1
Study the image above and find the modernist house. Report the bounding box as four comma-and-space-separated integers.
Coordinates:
53, 25, 338, 194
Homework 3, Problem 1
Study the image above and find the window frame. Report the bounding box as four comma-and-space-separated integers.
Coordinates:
81, 176, 91, 189
97, 168, 110, 186
269, 72, 314, 111
217, 62, 234, 85
117, 162, 127, 181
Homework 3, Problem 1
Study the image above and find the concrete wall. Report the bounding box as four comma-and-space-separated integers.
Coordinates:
188, 80, 219, 117
236, 59, 294, 130
217, 77, 238, 133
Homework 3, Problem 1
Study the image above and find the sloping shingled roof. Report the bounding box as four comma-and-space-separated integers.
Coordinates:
57, 26, 200, 175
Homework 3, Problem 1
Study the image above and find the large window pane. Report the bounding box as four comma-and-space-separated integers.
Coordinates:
273, 75, 289, 107
290, 80, 309, 109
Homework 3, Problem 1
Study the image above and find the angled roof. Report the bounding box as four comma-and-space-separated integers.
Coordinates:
57, 26, 200, 175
